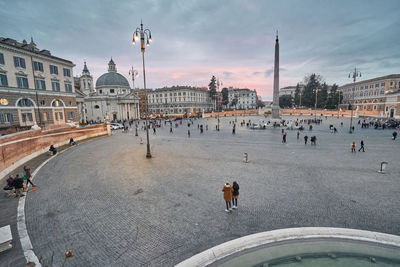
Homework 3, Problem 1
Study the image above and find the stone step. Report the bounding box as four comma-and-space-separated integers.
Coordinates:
0, 225, 12, 253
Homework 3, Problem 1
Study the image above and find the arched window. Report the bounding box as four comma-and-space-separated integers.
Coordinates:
94, 105, 100, 109
51, 99, 65, 107
17, 98, 35, 107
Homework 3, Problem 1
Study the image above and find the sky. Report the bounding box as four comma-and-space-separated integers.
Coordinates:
1, 0, 399, 100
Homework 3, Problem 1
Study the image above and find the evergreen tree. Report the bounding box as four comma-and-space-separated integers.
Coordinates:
208, 76, 217, 97
325, 84, 339, 109
294, 83, 301, 106
279, 95, 293, 108
302, 73, 322, 107
318, 83, 328, 108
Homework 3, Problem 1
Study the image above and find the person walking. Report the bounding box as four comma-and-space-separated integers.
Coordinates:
297, 131, 300, 140
304, 135, 308, 145
222, 183, 233, 212
358, 140, 365, 152
188, 130, 190, 138
232, 181, 239, 209
351, 141, 356, 153
23, 166, 36, 191
282, 132, 287, 143
392, 131, 397, 140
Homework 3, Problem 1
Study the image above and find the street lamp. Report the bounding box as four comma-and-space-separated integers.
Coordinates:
298, 92, 302, 108
348, 67, 361, 134
216, 78, 222, 131
132, 21, 152, 158
314, 88, 320, 121
337, 89, 341, 118
129, 67, 139, 91
129, 67, 139, 136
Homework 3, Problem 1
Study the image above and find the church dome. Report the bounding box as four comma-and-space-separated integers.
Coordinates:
95, 58, 130, 88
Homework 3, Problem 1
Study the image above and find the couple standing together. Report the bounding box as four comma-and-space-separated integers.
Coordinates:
222, 181, 239, 212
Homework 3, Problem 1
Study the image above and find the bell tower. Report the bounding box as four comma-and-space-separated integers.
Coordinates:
80, 61, 94, 95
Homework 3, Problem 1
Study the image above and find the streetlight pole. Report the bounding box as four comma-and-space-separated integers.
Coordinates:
348, 67, 361, 134
129, 67, 139, 136
337, 89, 341, 118
216, 78, 222, 131
299, 93, 302, 108
132, 21, 152, 158
314, 89, 320, 122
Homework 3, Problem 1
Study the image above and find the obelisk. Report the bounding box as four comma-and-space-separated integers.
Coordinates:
271, 31, 280, 119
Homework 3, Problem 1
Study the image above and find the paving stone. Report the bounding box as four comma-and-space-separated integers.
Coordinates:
17, 116, 400, 266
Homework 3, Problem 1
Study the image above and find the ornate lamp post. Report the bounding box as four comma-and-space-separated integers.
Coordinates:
348, 67, 361, 134
216, 78, 222, 131
129, 67, 139, 136
298, 92, 302, 108
314, 88, 320, 121
132, 21, 152, 158
337, 89, 341, 118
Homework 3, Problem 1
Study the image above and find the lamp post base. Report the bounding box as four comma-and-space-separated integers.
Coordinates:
146, 152, 152, 158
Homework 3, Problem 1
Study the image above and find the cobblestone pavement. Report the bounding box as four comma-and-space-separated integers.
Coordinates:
24, 115, 400, 266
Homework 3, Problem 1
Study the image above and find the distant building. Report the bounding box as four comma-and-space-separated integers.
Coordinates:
279, 85, 305, 97
340, 74, 400, 118
74, 59, 140, 122
0, 37, 77, 132
147, 86, 213, 115
227, 88, 257, 109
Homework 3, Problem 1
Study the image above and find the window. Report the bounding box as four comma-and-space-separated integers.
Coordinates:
40, 112, 50, 121
68, 111, 75, 119
52, 100, 63, 107
94, 105, 100, 109
18, 98, 34, 107
370, 84, 373, 88
50, 65, 58, 74
13, 56, 26, 68
17, 76, 29, 88
63, 68, 71, 77
65, 82, 72, 93
35, 78, 46, 90
0, 53, 4, 65
381, 82, 385, 87
33, 61, 44, 72
69, 101, 72, 106
52, 81, 60, 91
0, 73, 8, 86
110, 89, 115, 93
40, 100, 45, 105
374, 105, 377, 110
390, 81, 393, 86
99, 90, 102, 94
380, 90, 385, 95
0, 113, 14, 124
375, 83, 379, 88
55, 112, 63, 121
21, 112, 33, 122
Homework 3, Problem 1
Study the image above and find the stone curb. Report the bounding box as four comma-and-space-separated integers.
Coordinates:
175, 227, 400, 267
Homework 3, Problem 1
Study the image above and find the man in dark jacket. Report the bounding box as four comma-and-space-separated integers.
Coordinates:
12, 174, 25, 197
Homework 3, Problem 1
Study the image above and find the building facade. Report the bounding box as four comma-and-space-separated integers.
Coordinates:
147, 86, 213, 115
279, 85, 305, 97
227, 88, 257, 109
340, 74, 400, 118
74, 59, 140, 123
0, 37, 78, 132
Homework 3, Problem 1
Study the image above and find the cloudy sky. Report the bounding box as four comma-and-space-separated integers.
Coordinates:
1, 0, 399, 99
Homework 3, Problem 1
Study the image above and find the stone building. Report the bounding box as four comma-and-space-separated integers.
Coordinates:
74, 59, 140, 123
340, 74, 400, 118
227, 88, 257, 110
147, 86, 213, 115
0, 37, 77, 132
279, 84, 305, 97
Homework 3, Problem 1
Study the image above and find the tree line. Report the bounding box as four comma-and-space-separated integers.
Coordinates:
279, 73, 343, 109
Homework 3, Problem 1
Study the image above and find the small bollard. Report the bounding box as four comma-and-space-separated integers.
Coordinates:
378, 161, 388, 173
243, 153, 248, 163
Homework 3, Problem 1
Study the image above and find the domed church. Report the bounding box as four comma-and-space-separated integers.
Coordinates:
75, 59, 139, 123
